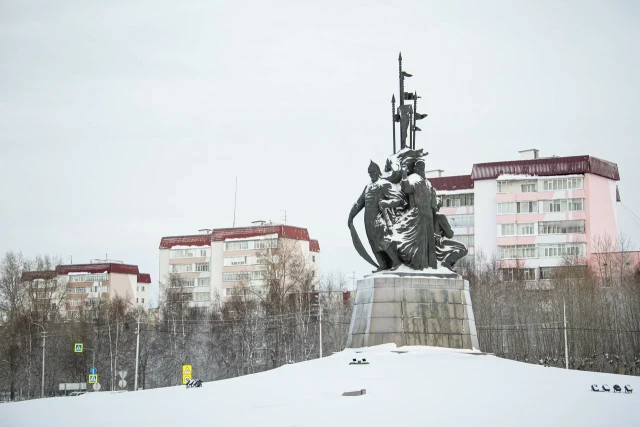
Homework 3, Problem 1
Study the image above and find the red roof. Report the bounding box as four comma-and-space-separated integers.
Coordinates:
21, 270, 56, 281
309, 239, 320, 253
430, 175, 474, 192
471, 155, 620, 181
160, 226, 318, 249
159, 234, 212, 249
137, 273, 152, 284
211, 225, 311, 242
56, 263, 140, 276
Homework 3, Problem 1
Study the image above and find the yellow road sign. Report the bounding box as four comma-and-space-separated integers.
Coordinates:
74, 343, 83, 353
182, 365, 192, 375
88, 374, 98, 384
182, 374, 191, 385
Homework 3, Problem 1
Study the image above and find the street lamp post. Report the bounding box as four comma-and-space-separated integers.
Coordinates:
30, 323, 46, 398
134, 310, 141, 391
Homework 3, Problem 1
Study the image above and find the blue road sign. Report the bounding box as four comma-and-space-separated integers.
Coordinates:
90, 367, 97, 374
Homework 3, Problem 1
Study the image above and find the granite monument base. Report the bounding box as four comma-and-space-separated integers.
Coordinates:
346, 274, 479, 350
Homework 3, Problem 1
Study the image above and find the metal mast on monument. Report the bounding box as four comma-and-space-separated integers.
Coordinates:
391, 53, 427, 153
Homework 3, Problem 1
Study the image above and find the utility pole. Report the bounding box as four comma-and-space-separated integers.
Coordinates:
134, 311, 141, 391
563, 297, 569, 369
319, 302, 323, 358
31, 323, 46, 398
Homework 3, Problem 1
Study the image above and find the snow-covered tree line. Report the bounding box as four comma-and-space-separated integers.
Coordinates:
0, 245, 353, 401
465, 234, 640, 374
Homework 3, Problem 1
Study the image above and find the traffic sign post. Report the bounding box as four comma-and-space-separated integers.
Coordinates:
88, 374, 98, 384
74, 343, 83, 353
93, 383, 101, 391
182, 365, 193, 385
89, 367, 97, 375
118, 379, 127, 388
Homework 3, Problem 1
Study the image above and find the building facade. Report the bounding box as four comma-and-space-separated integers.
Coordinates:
21, 259, 152, 319
158, 224, 320, 309
430, 150, 621, 280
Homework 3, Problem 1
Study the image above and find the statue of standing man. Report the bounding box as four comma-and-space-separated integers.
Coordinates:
395, 158, 438, 269
348, 161, 403, 271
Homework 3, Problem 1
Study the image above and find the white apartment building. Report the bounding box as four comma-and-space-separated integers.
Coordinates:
158, 224, 320, 309
430, 150, 621, 280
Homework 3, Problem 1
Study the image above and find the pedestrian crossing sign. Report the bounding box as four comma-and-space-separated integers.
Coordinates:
88, 374, 98, 384
74, 343, 83, 353
182, 365, 192, 375
182, 374, 191, 385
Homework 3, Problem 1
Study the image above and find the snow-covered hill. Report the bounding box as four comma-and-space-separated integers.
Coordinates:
1, 345, 637, 426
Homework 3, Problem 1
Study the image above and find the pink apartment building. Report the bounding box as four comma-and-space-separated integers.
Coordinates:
158, 223, 320, 309
21, 259, 152, 318
429, 149, 623, 280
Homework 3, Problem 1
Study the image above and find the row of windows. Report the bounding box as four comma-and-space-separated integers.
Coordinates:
447, 214, 475, 228
136, 285, 146, 292
498, 243, 585, 259
224, 285, 268, 297
136, 297, 145, 304
72, 286, 109, 294
170, 248, 210, 259
497, 199, 583, 215
223, 239, 278, 251
499, 267, 574, 281
222, 270, 269, 282
499, 221, 585, 236
497, 177, 584, 194
170, 262, 210, 273
454, 234, 475, 247
442, 194, 474, 207
169, 277, 210, 288
69, 273, 108, 283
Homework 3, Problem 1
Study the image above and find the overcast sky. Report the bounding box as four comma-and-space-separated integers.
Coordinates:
1, 0, 639, 305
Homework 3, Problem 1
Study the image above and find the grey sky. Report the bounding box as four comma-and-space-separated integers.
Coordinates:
1, 1, 639, 305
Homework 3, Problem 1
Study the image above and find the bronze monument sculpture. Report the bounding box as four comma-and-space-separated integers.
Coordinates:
348, 53, 467, 273
346, 54, 478, 350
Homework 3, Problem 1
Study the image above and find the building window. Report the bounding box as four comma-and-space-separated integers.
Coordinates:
136, 298, 139, 303
195, 263, 210, 272
517, 201, 537, 214
498, 245, 537, 259
199, 249, 209, 257
194, 293, 210, 302
540, 267, 558, 280
501, 268, 536, 281
198, 278, 210, 287
543, 177, 583, 191
447, 214, 474, 227
497, 202, 516, 215
223, 239, 278, 251
501, 224, 516, 236
443, 193, 474, 207
521, 183, 537, 193
454, 234, 475, 247
222, 270, 268, 282
517, 223, 535, 235
73, 287, 87, 294
224, 256, 249, 266
312, 255, 316, 262
142, 286, 145, 292
540, 243, 585, 258
541, 198, 584, 213
141, 298, 144, 303
69, 273, 108, 283
539, 220, 585, 234
171, 249, 197, 258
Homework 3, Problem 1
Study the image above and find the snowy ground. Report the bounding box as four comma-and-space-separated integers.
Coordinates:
1, 344, 637, 426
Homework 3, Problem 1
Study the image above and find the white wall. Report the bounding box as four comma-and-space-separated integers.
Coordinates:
474, 179, 498, 260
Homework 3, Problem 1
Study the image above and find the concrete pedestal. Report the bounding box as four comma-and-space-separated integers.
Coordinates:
346, 274, 479, 350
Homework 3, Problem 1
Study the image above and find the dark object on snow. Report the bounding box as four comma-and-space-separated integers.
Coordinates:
601, 384, 610, 392
362, 358, 366, 362
624, 385, 633, 394
342, 389, 366, 397
185, 379, 202, 388
349, 358, 370, 365
613, 384, 622, 393
591, 384, 599, 392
